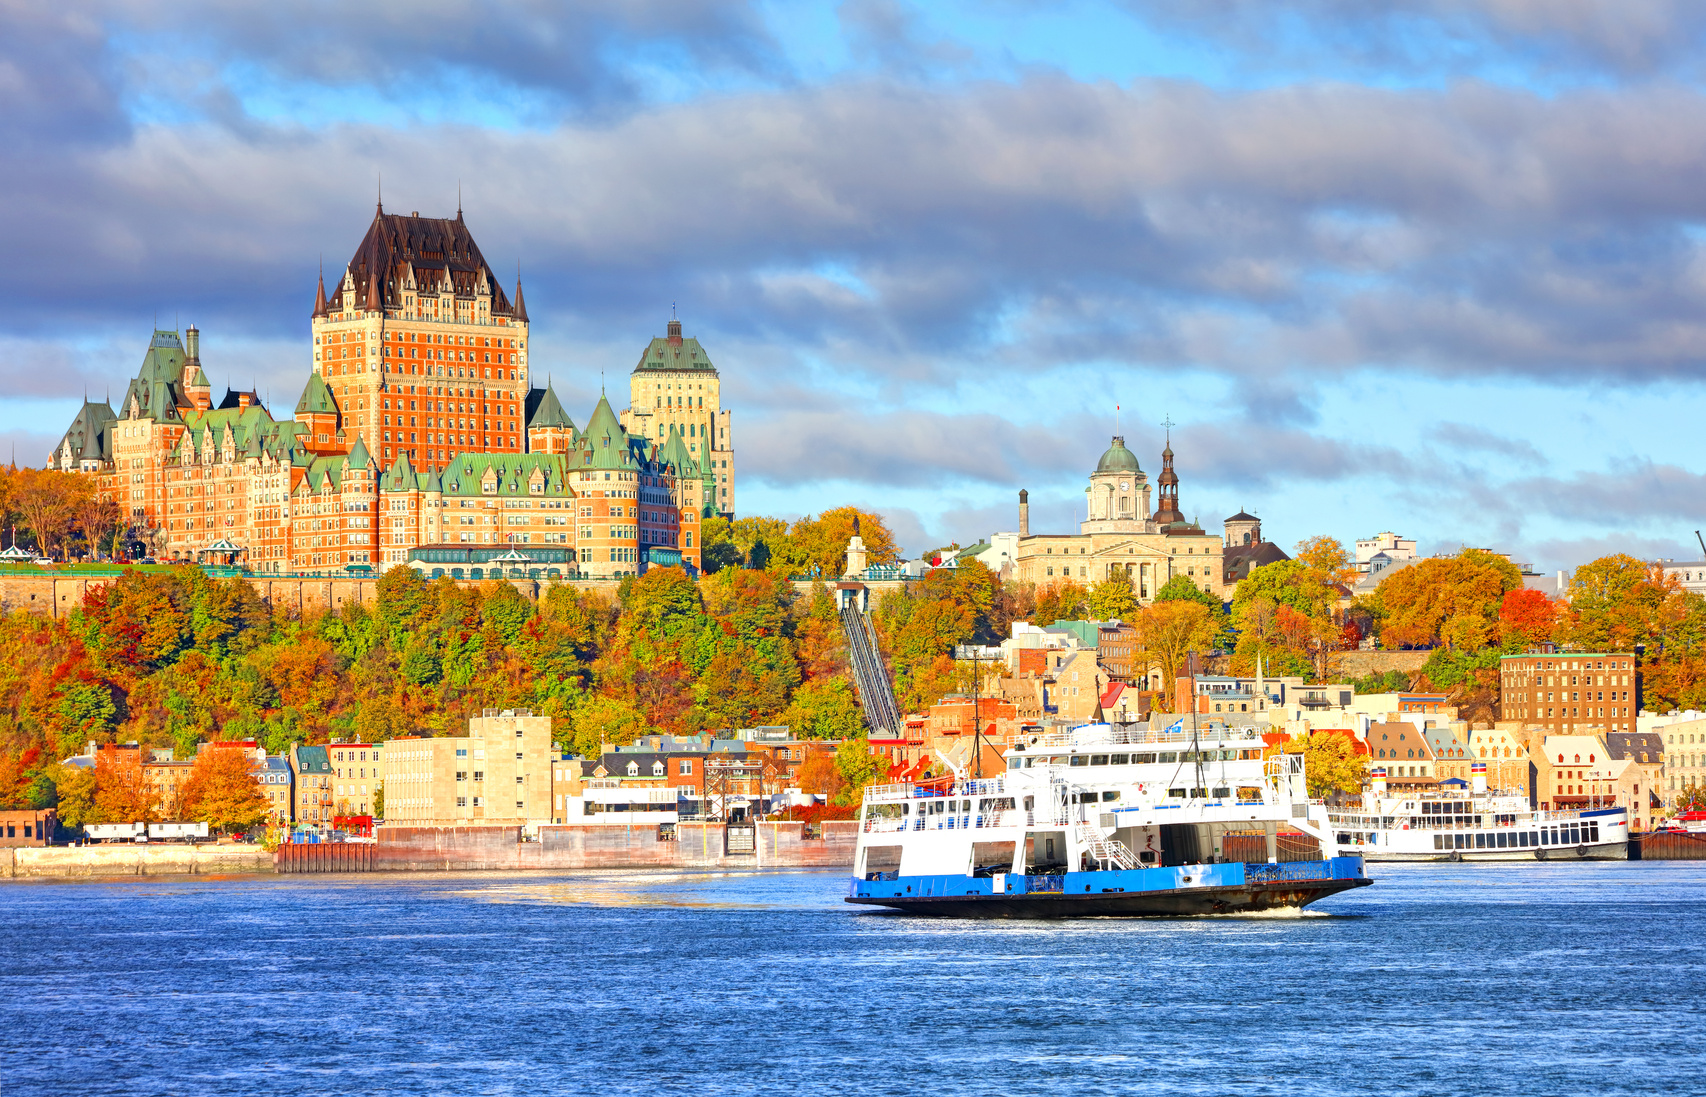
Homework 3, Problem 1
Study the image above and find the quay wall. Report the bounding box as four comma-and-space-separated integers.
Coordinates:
0, 844, 274, 878
276, 821, 859, 873
1634, 832, 1706, 860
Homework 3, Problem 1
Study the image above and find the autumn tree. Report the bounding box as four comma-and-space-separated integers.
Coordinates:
1087, 576, 1141, 622
830, 736, 880, 806
1264, 732, 1368, 800
1032, 579, 1088, 627
12, 468, 78, 560
179, 746, 271, 833
1134, 601, 1217, 711
1372, 549, 1521, 650
1499, 588, 1560, 646
92, 754, 161, 824
788, 507, 898, 577
1154, 573, 1231, 647
1293, 535, 1357, 587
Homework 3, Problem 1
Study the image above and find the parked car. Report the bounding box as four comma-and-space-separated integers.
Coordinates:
33, 558, 55, 567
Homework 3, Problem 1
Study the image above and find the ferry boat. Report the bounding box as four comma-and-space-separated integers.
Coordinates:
846, 721, 1371, 917
1324, 764, 1629, 862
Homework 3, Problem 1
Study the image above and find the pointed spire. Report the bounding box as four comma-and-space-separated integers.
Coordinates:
377, 172, 383, 217
313, 259, 328, 318
513, 265, 528, 322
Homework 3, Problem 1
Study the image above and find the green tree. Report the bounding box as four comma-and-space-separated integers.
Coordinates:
781, 678, 867, 740
1154, 573, 1231, 647
830, 735, 880, 806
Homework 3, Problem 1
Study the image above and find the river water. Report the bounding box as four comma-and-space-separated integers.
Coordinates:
1, 861, 1701, 1096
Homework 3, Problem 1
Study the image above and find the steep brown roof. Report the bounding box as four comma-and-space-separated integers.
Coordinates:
339, 206, 519, 317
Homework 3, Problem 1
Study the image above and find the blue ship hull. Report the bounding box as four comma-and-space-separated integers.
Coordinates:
846, 857, 1372, 918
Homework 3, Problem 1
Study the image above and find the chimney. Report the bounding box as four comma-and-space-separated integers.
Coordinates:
1018, 488, 1030, 537
667, 319, 683, 347
185, 324, 200, 362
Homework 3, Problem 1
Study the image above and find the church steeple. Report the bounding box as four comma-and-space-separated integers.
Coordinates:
1152, 427, 1184, 527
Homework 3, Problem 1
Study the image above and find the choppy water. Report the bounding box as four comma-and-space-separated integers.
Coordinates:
1, 862, 1701, 1096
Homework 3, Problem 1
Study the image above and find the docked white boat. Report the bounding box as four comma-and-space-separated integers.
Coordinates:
847, 721, 1371, 917
1324, 764, 1629, 862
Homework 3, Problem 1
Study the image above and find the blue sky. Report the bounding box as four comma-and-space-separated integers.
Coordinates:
7, 0, 1706, 568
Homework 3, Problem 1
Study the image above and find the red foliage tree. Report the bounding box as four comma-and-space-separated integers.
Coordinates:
1498, 588, 1559, 646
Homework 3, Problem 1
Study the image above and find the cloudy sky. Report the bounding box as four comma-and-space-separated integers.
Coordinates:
7, 0, 1706, 567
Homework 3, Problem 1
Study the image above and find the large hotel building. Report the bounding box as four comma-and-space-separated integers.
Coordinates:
49, 204, 734, 578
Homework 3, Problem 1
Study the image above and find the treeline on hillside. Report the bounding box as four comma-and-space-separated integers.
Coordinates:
1352, 549, 1706, 718
0, 466, 123, 559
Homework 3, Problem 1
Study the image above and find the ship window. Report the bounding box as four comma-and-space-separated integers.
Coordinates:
1168, 787, 1186, 798
1090, 754, 1109, 766
1497, 833, 1508, 848
1008, 757, 1022, 771
1069, 755, 1088, 767
1157, 752, 1178, 764
1110, 754, 1129, 765
1102, 791, 1120, 802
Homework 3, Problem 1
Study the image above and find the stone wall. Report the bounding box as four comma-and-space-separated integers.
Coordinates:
0, 572, 626, 617
1334, 650, 1433, 680
0, 843, 274, 878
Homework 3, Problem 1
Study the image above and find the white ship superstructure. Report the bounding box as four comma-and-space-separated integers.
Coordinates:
847, 721, 1370, 917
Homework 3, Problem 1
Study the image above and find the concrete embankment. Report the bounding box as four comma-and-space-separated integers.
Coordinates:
276, 820, 858, 873
0, 844, 274, 879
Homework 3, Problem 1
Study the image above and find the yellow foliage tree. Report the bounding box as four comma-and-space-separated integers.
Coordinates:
1263, 732, 1368, 800
1135, 601, 1217, 712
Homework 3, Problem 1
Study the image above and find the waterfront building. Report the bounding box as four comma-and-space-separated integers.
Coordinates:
1653, 717, 1706, 807
48, 205, 725, 578
382, 712, 551, 827
1008, 436, 1227, 600
324, 741, 383, 818
291, 744, 334, 825
1367, 720, 1440, 789
1535, 734, 1649, 829
0, 809, 56, 846
1498, 652, 1640, 734
1468, 725, 1535, 795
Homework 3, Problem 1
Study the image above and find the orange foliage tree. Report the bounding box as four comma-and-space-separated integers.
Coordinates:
179, 747, 271, 834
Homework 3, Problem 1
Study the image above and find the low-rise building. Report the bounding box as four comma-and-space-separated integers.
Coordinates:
326, 741, 384, 817
0, 809, 55, 846
382, 711, 551, 827
257, 753, 294, 824
1469, 724, 1535, 796
291, 745, 334, 825
1367, 720, 1439, 790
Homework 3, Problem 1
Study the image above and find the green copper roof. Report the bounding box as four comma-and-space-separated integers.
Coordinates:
1095, 436, 1142, 475
295, 371, 339, 416
527, 382, 575, 430
347, 434, 373, 469
577, 393, 635, 471
190, 367, 210, 388
440, 452, 571, 497
632, 333, 717, 375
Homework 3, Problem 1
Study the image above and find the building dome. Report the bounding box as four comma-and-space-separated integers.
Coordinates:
1095, 436, 1142, 474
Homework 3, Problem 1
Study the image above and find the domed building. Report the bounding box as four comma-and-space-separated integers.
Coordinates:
1010, 434, 1225, 602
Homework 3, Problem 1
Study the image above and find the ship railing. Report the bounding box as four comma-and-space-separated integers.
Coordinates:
956, 778, 1006, 797
862, 815, 912, 834
1534, 809, 1585, 822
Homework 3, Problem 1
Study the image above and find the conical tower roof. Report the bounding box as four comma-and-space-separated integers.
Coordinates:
580, 393, 631, 471
527, 381, 573, 430
347, 434, 372, 469
313, 270, 328, 318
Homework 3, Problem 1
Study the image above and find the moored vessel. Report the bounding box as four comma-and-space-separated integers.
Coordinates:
846, 720, 1371, 917
1325, 764, 1629, 862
